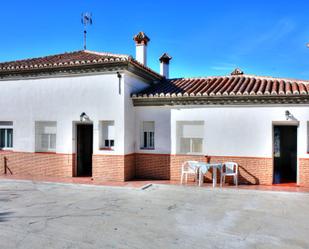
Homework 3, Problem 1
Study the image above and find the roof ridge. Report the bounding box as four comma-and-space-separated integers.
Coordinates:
0, 50, 131, 66
83, 50, 130, 58
0, 50, 85, 65
168, 74, 309, 84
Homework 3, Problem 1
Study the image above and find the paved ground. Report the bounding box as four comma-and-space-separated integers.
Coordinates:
0, 180, 309, 249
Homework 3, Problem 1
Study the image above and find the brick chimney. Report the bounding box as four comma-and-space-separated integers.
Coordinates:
159, 53, 172, 78
133, 32, 150, 66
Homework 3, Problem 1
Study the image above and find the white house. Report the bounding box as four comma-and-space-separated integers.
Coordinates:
1, 32, 309, 186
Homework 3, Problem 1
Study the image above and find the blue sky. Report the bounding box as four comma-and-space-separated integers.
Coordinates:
1, 0, 309, 79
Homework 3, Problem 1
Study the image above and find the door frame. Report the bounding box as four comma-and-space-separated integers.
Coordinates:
272, 121, 299, 184
73, 121, 93, 177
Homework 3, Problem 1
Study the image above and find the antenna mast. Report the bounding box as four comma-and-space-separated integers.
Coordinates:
81, 12, 93, 50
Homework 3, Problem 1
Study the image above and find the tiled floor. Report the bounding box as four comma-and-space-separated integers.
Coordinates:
1, 175, 309, 192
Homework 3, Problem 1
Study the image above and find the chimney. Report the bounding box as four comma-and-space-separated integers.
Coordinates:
133, 32, 150, 66
159, 53, 172, 78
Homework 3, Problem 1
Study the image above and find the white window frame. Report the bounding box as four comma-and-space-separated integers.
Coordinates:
141, 121, 155, 150
176, 121, 205, 155
35, 121, 57, 153
0, 122, 13, 150
99, 121, 115, 150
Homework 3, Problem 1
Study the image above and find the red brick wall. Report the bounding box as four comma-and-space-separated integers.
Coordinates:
135, 153, 170, 180
0, 151, 73, 177
92, 154, 125, 181
92, 153, 136, 181
2, 150, 308, 186
300, 158, 309, 187
124, 154, 136, 181
170, 155, 273, 185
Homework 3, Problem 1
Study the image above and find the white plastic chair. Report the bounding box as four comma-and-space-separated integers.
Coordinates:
221, 162, 238, 186
180, 161, 199, 184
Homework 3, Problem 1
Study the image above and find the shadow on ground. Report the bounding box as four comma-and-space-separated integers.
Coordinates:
0, 212, 14, 222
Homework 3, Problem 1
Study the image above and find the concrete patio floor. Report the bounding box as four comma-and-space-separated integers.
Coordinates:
1, 179, 309, 249
1, 175, 309, 193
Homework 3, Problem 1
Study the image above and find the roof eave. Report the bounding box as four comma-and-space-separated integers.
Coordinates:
132, 95, 309, 106
0, 60, 163, 82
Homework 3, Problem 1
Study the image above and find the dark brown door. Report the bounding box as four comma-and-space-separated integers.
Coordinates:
76, 124, 93, 177
273, 126, 297, 184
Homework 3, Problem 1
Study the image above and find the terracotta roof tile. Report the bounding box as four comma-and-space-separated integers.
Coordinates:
0, 50, 162, 79
135, 75, 309, 98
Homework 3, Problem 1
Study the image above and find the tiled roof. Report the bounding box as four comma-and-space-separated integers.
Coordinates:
134, 75, 309, 98
0, 50, 162, 79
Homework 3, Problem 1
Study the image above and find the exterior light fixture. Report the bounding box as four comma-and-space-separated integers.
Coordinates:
80, 112, 90, 122
285, 110, 292, 120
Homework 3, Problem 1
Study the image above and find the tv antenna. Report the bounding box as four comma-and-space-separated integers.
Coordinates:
81, 12, 93, 50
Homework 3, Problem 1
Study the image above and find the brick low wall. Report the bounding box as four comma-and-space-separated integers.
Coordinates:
135, 153, 170, 180
0, 151, 73, 177
124, 154, 136, 181
300, 158, 309, 187
92, 153, 136, 181
0, 151, 136, 182
170, 155, 273, 185
92, 154, 124, 181
1, 150, 308, 186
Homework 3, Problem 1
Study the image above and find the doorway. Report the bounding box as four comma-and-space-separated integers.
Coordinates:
76, 124, 93, 177
273, 125, 297, 184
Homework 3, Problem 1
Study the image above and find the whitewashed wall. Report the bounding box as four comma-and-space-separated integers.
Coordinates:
0, 73, 126, 154
124, 73, 150, 154
135, 105, 309, 159
134, 107, 171, 154
1, 72, 308, 160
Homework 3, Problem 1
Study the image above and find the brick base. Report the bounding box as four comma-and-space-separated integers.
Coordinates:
135, 153, 170, 180
1, 150, 308, 186
0, 151, 73, 177
170, 155, 273, 185
92, 154, 136, 181
300, 158, 309, 187
0, 151, 136, 182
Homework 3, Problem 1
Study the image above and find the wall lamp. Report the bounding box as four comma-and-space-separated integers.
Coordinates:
80, 112, 90, 122
285, 110, 292, 120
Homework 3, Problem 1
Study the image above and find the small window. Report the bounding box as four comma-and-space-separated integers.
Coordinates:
99, 121, 115, 150
141, 121, 155, 149
35, 121, 57, 152
0, 121, 13, 149
176, 121, 204, 154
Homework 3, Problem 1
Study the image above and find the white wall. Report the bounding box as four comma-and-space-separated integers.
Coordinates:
0, 73, 126, 154
124, 73, 150, 154
1, 71, 308, 160
135, 105, 309, 158
134, 107, 171, 154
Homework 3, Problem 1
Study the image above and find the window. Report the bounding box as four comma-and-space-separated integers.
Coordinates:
0, 121, 13, 149
99, 121, 115, 150
35, 121, 57, 152
141, 121, 155, 149
176, 121, 204, 154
